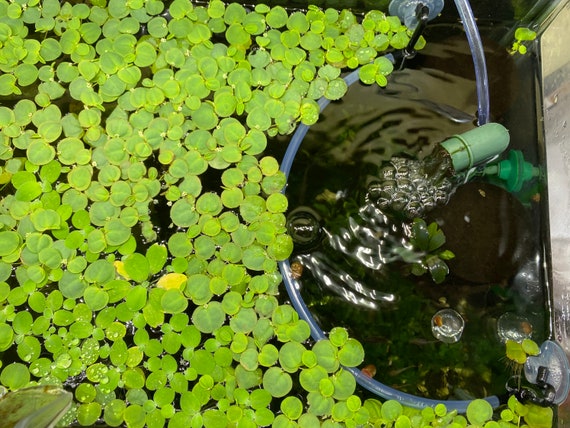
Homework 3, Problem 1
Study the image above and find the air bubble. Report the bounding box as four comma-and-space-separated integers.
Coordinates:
380, 166, 396, 179
497, 313, 533, 343
431, 308, 465, 343
287, 207, 322, 248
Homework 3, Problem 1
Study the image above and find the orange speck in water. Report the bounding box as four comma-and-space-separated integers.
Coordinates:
433, 315, 443, 327
521, 321, 533, 335
291, 262, 303, 279
361, 364, 377, 378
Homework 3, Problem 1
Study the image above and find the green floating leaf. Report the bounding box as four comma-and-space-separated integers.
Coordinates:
77, 402, 102, 426
279, 341, 306, 373
263, 367, 292, 398
228, 307, 256, 334
0, 362, 31, 389
196, 192, 223, 216
123, 253, 150, 283
240, 245, 266, 272
0, 231, 22, 257
170, 199, 199, 228
104, 219, 131, 247
83, 286, 109, 312
506, 339, 527, 365
247, 107, 272, 131
338, 338, 365, 367
126, 286, 147, 312
312, 340, 339, 374
168, 232, 193, 259
515, 27, 537, 42
281, 396, 304, 421
325, 78, 348, 100
466, 399, 493, 426
328, 327, 348, 348
27, 141, 56, 166
266, 6, 288, 29
266, 193, 288, 213
84, 259, 115, 284
161, 289, 188, 314
524, 404, 553, 428
192, 302, 225, 333
267, 234, 293, 260
522, 338, 540, 356
239, 195, 265, 222
134, 41, 157, 68
30, 208, 61, 231
221, 187, 243, 209
0, 323, 14, 352
331, 370, 357, 400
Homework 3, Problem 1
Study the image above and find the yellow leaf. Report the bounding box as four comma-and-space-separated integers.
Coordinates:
157, 273, 187, 290
114, 261, 130, 280
0, 171, 12, 184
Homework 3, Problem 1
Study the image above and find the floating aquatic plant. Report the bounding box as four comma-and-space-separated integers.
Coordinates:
0, 0, 554, 426
510, 27, 537, 55
407, 218, 455, 284
506, 338, 540, 365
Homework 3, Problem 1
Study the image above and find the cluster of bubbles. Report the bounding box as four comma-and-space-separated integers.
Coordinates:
366, 149, 456, 218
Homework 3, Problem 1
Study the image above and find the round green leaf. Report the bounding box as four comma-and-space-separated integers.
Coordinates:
104, 219, 131, 246
338, 338, 365, 367
192, 302, 225, 333
0, 231, 21, 257
161, 289, 188, 314
27, 141, 56, 165
135, 41, 157, 67
266, 6, 288, 28
77, 402, 102, 426
262, 367, 292, 398
84, 286, 110, 311
466, 399, 494, 426
0, 363, 30, 389
0, 323, 14, 351
123, 253, 150, 282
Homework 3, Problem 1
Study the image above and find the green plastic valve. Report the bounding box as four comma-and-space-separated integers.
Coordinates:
440, 122, 510, 172
484, 149, 541, 192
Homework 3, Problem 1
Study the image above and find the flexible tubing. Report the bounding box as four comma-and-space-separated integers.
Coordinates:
280, 260, 500, 412
279, 65, 501, 411
454, 0, 490, 125
280, 67, 366, 181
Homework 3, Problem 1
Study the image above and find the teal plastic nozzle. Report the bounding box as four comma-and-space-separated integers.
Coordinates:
440, 122, 510, 172
483, 150, 541, 193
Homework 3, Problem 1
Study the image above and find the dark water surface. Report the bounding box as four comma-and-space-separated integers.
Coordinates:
278, 24, 550, 400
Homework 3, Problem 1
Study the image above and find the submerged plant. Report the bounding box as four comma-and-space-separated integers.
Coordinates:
407, 218, 455, 284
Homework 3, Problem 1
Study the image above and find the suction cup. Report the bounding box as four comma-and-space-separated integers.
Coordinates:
524, 340, 570, 405
389, 0, 444, 28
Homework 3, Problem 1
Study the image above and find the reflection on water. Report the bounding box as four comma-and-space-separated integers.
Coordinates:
288, 201, 405, 310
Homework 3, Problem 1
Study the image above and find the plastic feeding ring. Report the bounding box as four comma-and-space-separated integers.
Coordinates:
277, 67, 502, 412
